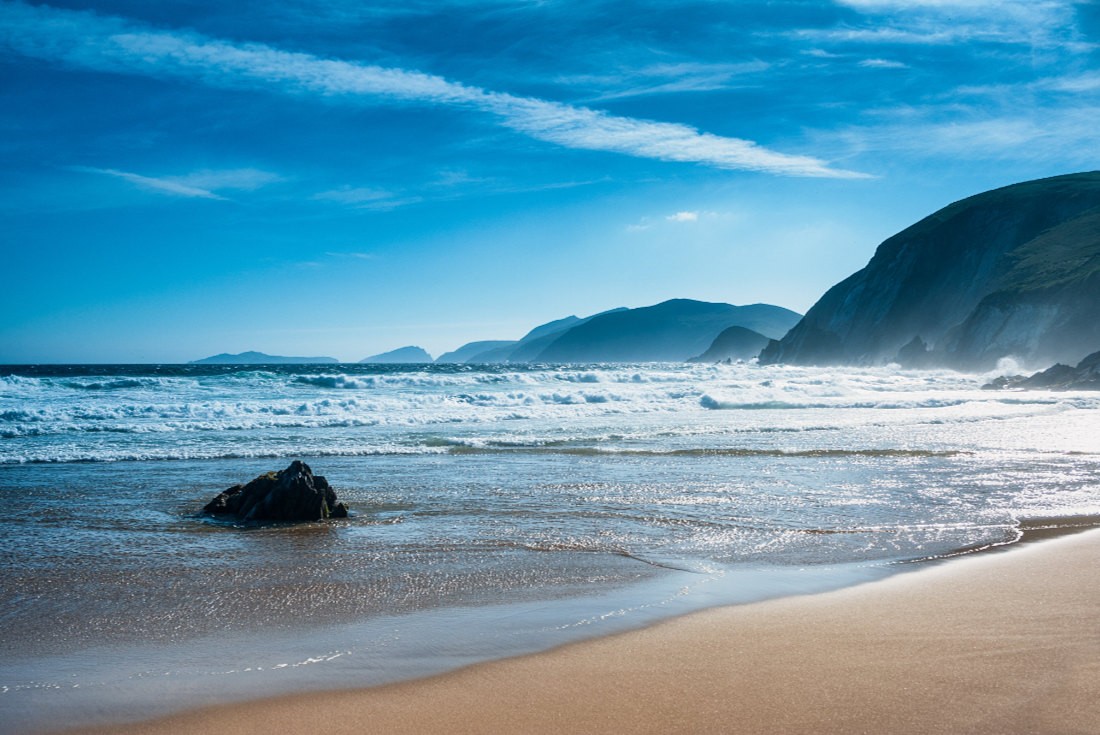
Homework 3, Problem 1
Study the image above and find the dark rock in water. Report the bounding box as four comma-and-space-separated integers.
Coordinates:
203, 460, 349, 522
981, 375, 1021, 391
982, 349, 1100, 391
1020, 362, 1080, 389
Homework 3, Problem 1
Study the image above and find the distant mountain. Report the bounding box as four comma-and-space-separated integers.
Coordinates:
533, 299, 801, 363
435, 340, 517, 363
451, 309, 630, 364
432, 311, 626, 364
520, 315, 583, 343
192, 351, 339, 364
360, 346, 433, 364
760, 172, 1100, 370
687, 325, 771, 363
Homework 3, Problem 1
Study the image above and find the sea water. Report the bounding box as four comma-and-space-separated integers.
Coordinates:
1, 362, 1098, 732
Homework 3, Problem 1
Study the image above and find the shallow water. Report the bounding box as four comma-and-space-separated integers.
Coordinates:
1, 362, 1098, 732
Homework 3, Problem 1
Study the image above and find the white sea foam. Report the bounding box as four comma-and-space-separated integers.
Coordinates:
2, 363, 1097, 463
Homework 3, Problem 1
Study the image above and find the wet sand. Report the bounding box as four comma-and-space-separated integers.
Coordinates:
70, 529, 1100, 735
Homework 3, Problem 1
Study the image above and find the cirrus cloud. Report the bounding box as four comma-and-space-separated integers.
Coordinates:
0, 1, 864, 179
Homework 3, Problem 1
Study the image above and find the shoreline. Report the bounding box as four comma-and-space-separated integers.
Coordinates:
65, 527, 1100, 735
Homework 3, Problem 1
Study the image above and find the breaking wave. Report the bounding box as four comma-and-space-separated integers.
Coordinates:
2, 362, 1095, 464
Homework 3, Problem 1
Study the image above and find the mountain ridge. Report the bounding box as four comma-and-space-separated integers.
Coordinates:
360, 346, 433, 364
433, 300, 800, 364
191, 351, 339, 365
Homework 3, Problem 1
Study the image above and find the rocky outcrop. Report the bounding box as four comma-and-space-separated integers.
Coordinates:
203, 461, 349, 522
983, 350, 1100, 391
760, 172, 1100, 370
687, 325, 770, 363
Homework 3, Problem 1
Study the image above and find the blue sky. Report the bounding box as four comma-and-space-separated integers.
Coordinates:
2, 0, 1098, 362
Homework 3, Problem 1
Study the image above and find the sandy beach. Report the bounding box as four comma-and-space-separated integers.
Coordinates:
68, 528, 1100, 735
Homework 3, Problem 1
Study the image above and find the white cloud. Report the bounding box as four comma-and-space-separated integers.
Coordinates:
837, 0, 1056, 11
68, 165, 282, 199
629, 209, 730, 231
312, 186, 395, 205
859, 58, 908, 69
312, 186, 423, 210
325, 251, 377, 260
1037, 72, 1100, 94
816, 0, 1083, 48
0, 1, 864, 179
71, 167, 226, 199
174, 168, 284, 191
832, 106, 1100, 163
563, 60, 772, 102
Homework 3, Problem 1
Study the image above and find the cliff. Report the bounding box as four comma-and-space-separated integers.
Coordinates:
759, 172, 1100, 370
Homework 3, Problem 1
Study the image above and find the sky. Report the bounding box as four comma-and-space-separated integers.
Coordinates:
2, 0, 1098, 363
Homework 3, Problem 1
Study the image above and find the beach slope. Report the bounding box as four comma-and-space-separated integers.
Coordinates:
73, 530, 1100, 735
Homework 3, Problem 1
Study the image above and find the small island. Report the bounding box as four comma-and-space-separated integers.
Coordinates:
191, 351, 339, 365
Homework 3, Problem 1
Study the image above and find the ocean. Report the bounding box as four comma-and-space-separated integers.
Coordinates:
2, 362, 1098, 732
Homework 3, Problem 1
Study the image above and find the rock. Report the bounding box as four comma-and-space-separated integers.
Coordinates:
981, 349, 1100, 390
894, 335, 934, 368
202, 460, 349, 522
687, 325, 771, 363
981, 375, 1022, 391
1019, 362, 1079, 389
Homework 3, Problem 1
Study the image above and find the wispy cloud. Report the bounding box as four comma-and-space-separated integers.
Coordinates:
629, 209, 728, 232
831, 105, 1100, 164
858, 58, 908, 69
561, 60, 771, 102
814, 0, 1085, 48
173, 168, 285, 191
324, 251, 377, 261
0, 2, 864, 179
70, 166, 226, 199
68, 165, 282, 200
312, 186, 395, 205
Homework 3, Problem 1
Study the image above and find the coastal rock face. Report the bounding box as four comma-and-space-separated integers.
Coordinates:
759, 172, 1100, 370
983, 350, 1100, 391
687, 325, 770, 363
202, 461, 349, 522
